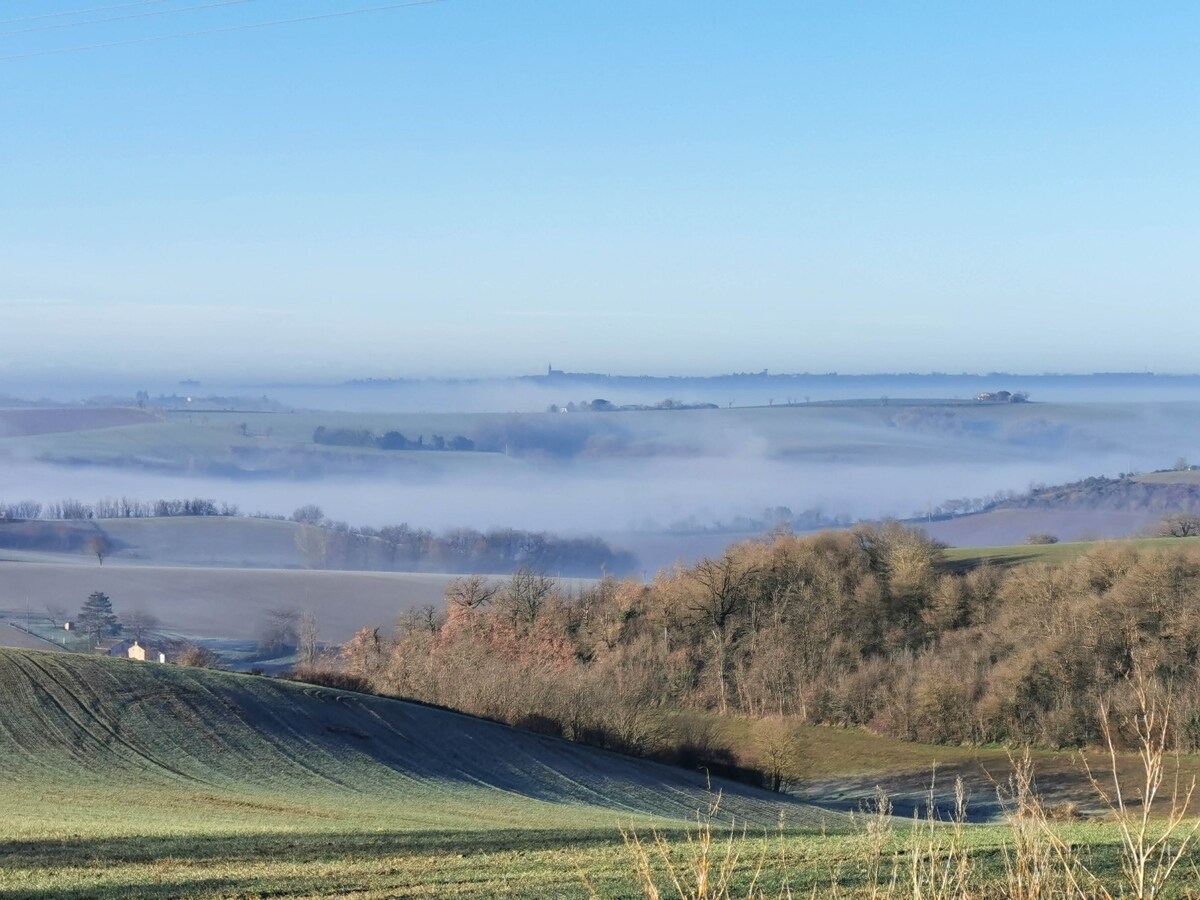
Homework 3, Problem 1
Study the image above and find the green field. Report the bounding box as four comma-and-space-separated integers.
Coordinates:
941, 535, 1200, 570
0, 400, 1136, 472
3, 650, 1197, 897
0, 649, 840, 898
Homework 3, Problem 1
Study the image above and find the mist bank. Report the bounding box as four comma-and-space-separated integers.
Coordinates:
0, 455, 1167, 572
3, 398, 1200, 569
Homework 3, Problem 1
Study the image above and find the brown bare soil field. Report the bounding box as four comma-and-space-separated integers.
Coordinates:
0, 406, 159, 437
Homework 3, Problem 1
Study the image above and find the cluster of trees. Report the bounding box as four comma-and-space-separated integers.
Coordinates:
325, 528, 1200, 774
663, 506, 852, 536
65, 591, 219, 667
546, 398, 719, 413
921, 473, 1200, 523
312, 427, 475, 452
0, 495, 635, 577
0, 497, 239, 521
288, 507, 636, 576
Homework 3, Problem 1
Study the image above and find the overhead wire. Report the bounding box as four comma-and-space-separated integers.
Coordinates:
0, 1, 176, 26
0, 0, 445, 61
0, 0, 262, 37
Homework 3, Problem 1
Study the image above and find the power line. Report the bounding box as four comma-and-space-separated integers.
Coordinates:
0, 1, 176, 27
0, 0, 445, 61
0, 0, 261, 37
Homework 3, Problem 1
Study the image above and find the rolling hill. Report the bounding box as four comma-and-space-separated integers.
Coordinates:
0, 649, 834, 897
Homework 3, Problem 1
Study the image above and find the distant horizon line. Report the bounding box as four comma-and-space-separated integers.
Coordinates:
336, 369, 1200, 385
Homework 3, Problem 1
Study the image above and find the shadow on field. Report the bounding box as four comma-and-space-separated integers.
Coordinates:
793, 764, 1110, 824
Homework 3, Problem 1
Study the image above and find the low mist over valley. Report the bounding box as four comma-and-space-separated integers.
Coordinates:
4, 1, 1198, 893
3, 373, 1200, 570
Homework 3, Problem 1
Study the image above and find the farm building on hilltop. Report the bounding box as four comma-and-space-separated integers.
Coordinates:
127, 640, 167, 664
96, 639, 169, 663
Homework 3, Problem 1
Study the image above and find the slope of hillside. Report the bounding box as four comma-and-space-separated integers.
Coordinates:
0, 649, 829, 839
0, 517, 320, 568
0, 650, 840, 897
922, 476, 1200, 545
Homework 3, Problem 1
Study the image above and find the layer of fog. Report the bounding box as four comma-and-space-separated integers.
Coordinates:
4, 393, 1199, 569
0, 450, 1154, 562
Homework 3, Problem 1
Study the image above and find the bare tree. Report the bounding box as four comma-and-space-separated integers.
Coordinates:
259, 608, 299, 656
290, 504, 324, 525
501, 567, 555, 625
754, 717, 802, 792
44, 602, 67, 628
685, 552, 758, 713
86, 533, 110, 565
293, 524, 329, 568
445, 574, 499, 610
177, 643, 221, 669
124, 608, 159, 641
298, 610, 319, 664
1157, 514, 1200, 538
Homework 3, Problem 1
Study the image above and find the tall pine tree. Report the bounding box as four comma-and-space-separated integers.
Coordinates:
77, 591, 120, 645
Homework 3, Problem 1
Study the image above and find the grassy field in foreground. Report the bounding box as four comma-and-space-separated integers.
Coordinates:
0, 649, 839, 898
941, 535, 1200, 570
3, 650, 1200, 897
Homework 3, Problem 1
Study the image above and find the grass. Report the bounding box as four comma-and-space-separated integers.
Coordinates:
618, 680, 1200, 899
0, 648, 836, 898
0, 399, 1137, 473
7, 650, 1200, 897
941, 536, 1200, 571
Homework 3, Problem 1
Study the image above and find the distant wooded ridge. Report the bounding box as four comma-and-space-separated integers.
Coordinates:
0, 498, 637, 577
345, 370, 1200, 386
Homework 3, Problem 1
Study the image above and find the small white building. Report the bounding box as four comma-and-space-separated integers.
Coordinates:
127, 641, 167, 664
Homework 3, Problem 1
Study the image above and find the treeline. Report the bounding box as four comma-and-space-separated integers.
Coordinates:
327, 527, 1200, 766
921, 473, 1200, 521
291, 512, 637, 577
0, 496, 636, 577
1, 497, 239, 521
313, 426, 475, 452
546, 398, 719, 413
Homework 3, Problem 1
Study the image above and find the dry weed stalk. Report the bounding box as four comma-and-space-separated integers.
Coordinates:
614, 677, 1200, 899
618, 792, 770, 900
1079, 675, 1200, 899
905, 775, 972, 900
997, 750, 1067, 900
861, 787, 899, 899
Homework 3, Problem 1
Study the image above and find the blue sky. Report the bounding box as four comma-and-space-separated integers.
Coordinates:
1, 1, 1196, 381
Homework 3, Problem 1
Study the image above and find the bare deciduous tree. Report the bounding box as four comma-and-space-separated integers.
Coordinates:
259, 608, 299, 656
293, 524, 330, 568
445, 574, 500, 610
86, 533, 110, 565
124, 607, 159, 641
1157, 514, 1200, 538
685, 552, 758, 713
501, 567, 556, 625
177, 643, 221, 669
298, 610, 319, 664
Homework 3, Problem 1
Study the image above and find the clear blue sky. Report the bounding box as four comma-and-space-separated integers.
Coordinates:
1, 0, 1196, 381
